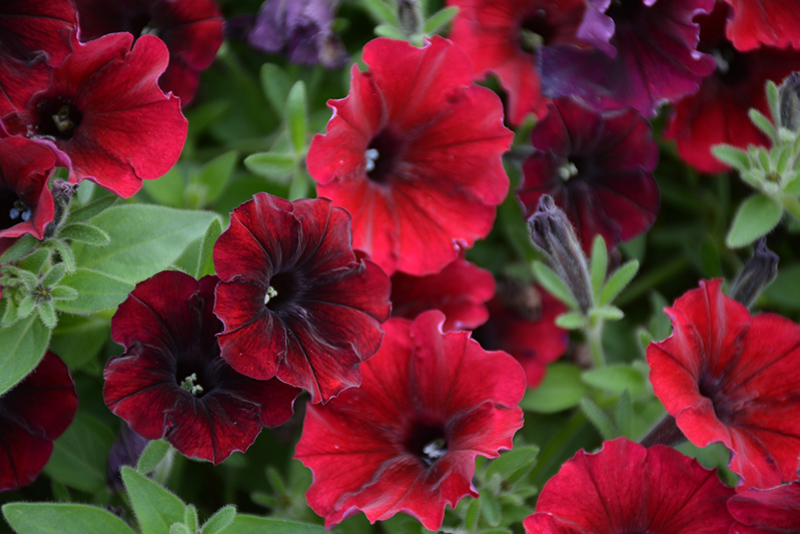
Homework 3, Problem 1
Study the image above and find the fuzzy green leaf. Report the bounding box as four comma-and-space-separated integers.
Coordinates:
44, 413, 115, 492
532, 261, 579, 309
579, 398, 617, 440
711, 144, 751, 171
589, 234, 607, 301
2, 503, 135, 534
196, 218, 223, 279
749, 108, 778, 142
581, 364, 648, 396
520, 363, 589, 413
137, 440, 171, 475
122, 466, 187, 534
202, 506, 237, 534
423, 6, 458, 34
68, 194, 117, 223
726, 194, 783, 248
485, 446, 539, 480
286, 81, 308, 154
554, 311, 587, 330
599, 260, 639, 306
59, 223, 111, 246
244, 152, 296, 181
0, 313, 51, 396
54, 268, 134, 314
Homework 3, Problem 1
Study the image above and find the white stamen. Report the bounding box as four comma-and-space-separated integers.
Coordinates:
180, 373, 204, 396
558, 161, 579, 181
713, 49, 729, 74
264, 285, 279, 305
365, 148, 379, 173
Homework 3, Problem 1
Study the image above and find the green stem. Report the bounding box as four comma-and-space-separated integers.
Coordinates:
587, 319, 605, 368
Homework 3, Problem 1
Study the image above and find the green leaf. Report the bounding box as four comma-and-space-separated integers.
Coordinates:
532, 261, 578, 309
588, 305, 624, 321
617, 390, 634, 438
68, 194, 117, 223
44, 413, 114, 492
485, 446, 539, 480
2, 503, 135, 534
599, 260, 639, 306
749, 108, 778, 142
244, 151, 297, 181
50, 285, 79, 300
465, 498, 480, 532
72, 204, 219, 283
184, 505, 199, 533
374, 23, 408, 40
142, 166, 186, 208
194, 151, 238, 207
0, 234, 38, 263
554, 311, 587, 330
202, 506, 237, 534
0, 313, 51, 396
137, 440, 171, 474
122, 466, 187, 534
59, 223, 111, 246
170, 524, 191, 534
581, 364, 648, 396
360, 0, 398, 25
711, 143, 751, 172
41, 263, 67, 287
219, 515, 327, 534
50, 312, 110, 370
589, 234, 607, 301
37, 299, 57, 328
579, 398, 617, 440
423, 6, 458, 34
726, 194, 783, 248
196, 218, 223, 279
54, 268, 134, 314
480, 530, 513, 534
480, 492, 501, 527
767, 79, 780, 125
18, 248, 50, 273
519, 363, 589, 413
286, 81, 308, 154
17, 294, 35, 319
52, 238, 76, 273
260, 63, 292, 115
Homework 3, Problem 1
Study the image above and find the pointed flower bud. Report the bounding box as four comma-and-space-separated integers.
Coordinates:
527, 195, 592, 313
729, 238, 779, 308
779, 71, 800, 132
397, 0, 423, 38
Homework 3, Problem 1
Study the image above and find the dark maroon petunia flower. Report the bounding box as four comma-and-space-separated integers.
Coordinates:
446, 0, 590, 126
213, 193, 391, 404
523, 438, 736, 534
516, 97, 659, 253
74, 0, 224, 105
723, 0, 800, 52
729, 482, 800, 533
104, 270, 301, 465
2, 32, 187, 199
473, 282, 568, 388
0, 351, 78, 493
648, 279, 800, 490
540, 0, 716, 117
295, 310, 526, 530
390, 256, 495, 331
664, 3, 800, 174
306, 36, 513, 276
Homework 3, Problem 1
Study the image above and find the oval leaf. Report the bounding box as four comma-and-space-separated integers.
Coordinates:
2, 503, 135, 534
122, 466, 186, 534
581, 364, 648, 396
44, 413, 115, 493
520, 363, 589, 413
54, 268, 134, 314
0, 313, 51, 396
726, 194, 783, 248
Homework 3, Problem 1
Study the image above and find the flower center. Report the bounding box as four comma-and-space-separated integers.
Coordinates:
179, 373, 204, 396
558, 161, 579, 182
606, 0, 643, 20
405, 421, 448, 466
365, 129, 405, 184
265, 271, 300, 312
0, 189, 31, 229
708, 44, 747, 85
37, 97, 83, 140
698, 375, 735, 423
519, 9, 552, 53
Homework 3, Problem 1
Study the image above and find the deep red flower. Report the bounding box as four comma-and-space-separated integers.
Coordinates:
390, 256, 495, 331
295, 310, 526, 530
0, 351, 78, 492
723, 0, 800, 52
447, 0, 589, 125
306, 36, 513, 276
523, 438, 736, 534
540, 0, 716, 117
664, 3, 800, 174
213, 193, 391, 404
729, 482, 800, 533
647, 279, 800, 490
2, 32, 188, 198
516, 97, 660, 253
104, 270, 300, 465
74, 0, 224, 105
473, 282, 568, 388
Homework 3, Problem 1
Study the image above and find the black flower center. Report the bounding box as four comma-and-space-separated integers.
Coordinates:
365, 129, 405, 184
698, 375, 735, 423
175, 360, 211, 398
37, 97, 83, 140
265, 271, 301, 313
606, 0, 643, 20
519, 9, 554, 53
709, 44, 748, 85
0, 188, 31, 229
405, 421, 448, 466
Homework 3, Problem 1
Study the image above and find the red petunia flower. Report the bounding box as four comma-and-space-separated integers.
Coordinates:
473, 282, 568, 388
664, 3, 800, 174
723, 0, 800, 52
74, 0, 224, 106
0, 351, 78, 493
517, 97, 660, 253
390, 256, 495, 331
295, 310, 525, 530
647, 279, 800, 490
104, 270, 300, 465
728, 482, 800, 533
213, 193, 391, 404
2, 32, 187, 198
523, 438, 736, 533
447, 0, 589, 126
306, 36, 513, 276
540, 0, 716, 117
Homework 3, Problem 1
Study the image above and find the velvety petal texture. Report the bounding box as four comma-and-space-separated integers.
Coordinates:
723, 0, 800, 52
729, 482, 800, 533
295, 310, 526, 530
447, 0, 589, 125
213, 193, 391, 404
306, 36, 513, 276
2, 33, 188, 198
647, 279, 800, 490
540, 0, 716, 117
0, 352, 78, 492
104, 270, 300, 465
517, 97, 660, 253
390, 256, 495, 331
523, 438, 736, 533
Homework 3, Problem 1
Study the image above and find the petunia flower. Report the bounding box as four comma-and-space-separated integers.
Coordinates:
473, 281, 568, 388
647, 279, 800, 490
0, 351, 78, 493
446, 0, 590, 126
390, 256, 495, 331
212, 193, 391, 404
306, 36, 513, 276
295, 310, 526, 531
516, 97, 660, 253
523, 437, 736, 533
728, 482, 800, 533
663, 3, 800, 174
2, 32, 188, 198
723, 0, 800, 52
539, 0, 716, 117
74, 0, 224, 106
104, 270, 301, 465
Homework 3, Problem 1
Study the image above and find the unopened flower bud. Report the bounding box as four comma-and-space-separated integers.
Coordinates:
397, 0, 423, 38
729, 238, 779, 308
44, 179, 77, 239
106, 423, 149, 492
527, 195, 593, 313
778, 71, 800, 132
